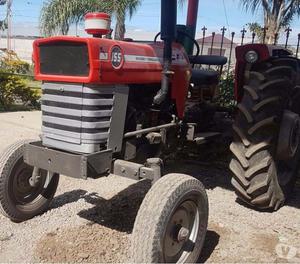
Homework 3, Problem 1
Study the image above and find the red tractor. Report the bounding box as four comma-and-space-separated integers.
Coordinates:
233, 45, 300, 211
0, 0, 299, 262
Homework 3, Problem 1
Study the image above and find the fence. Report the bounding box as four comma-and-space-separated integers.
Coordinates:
197, 26, 300, 75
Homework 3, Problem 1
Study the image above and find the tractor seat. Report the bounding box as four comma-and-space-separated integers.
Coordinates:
189, 55, 228, 66
190, 69, 219, 86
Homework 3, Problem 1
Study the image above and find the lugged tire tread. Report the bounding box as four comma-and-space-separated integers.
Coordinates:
245, 141, 270, 158
247, 172, 271, 195
232, 124, 251, 147
231, 178, 251, 200
248, 116, 276, 135
230, 143, 249, 169
244, 85, 259, 100
265, 66, 293, 77
237, 103, 253, 123
249, 71, 265, 81
259, 79, 289, 91
229, 160, 249, 187
230, 57, 299, 211
244, 157, 271, 179
252, 96, 281, 112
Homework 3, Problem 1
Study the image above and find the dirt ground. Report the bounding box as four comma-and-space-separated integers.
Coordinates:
0, 111, 299, 263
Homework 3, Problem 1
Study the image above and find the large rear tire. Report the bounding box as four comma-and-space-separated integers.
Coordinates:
230, 58, 300, 211
131, 174, 208, 263
0, 140, 59, 222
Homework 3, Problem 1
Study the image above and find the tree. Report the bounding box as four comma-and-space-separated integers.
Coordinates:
240, 0, 300, 43
40, 0, 141, 40
247, 22, 264, 42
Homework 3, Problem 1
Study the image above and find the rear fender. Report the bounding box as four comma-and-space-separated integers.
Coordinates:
234, 44, 292, 102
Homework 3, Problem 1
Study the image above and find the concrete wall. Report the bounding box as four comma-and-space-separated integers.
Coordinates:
0, 36, 35, 63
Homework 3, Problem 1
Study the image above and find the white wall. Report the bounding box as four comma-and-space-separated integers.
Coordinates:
0, 37, 35, 63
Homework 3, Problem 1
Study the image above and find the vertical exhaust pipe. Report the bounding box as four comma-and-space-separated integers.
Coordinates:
153, 0, 177, 105
186, 0, 199, 40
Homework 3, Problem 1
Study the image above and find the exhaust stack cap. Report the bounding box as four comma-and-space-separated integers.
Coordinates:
85, 12, 111, 37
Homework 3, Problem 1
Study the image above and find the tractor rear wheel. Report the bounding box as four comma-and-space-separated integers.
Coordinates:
131, 174, 208, 263
0, 140, 59, 222
230, 58, 300, 211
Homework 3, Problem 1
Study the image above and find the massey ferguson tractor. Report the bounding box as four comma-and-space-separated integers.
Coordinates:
0, 0, 299, 262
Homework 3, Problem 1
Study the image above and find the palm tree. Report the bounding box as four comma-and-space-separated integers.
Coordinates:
107, 0, 141, 40
240, 0, 300, 43
40, 0, 141, 40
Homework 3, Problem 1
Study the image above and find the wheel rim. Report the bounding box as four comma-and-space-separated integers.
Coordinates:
163, 198, 200, 263
277, 112, 300, 187
10, 158, 46, 205
289, 119, 300, 157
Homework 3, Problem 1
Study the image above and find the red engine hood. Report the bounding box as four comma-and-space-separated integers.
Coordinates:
33, 36, 191, 85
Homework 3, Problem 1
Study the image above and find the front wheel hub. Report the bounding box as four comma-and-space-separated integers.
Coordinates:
177, 227, 190, 242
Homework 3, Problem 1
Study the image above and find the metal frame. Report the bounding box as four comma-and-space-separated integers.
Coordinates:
24, 141, 112, 179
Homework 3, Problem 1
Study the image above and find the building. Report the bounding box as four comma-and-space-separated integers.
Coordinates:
197, 33, 237, 66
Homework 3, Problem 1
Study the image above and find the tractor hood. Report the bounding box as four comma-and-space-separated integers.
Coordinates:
33, 36, 190, 85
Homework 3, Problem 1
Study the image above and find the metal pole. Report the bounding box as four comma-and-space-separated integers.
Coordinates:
241, 28, 246, 45
201, 26, 207, 55
285, 27, 292, 48
220, 26, 227, 56
296, 34, 300, 58
227, 32, 235, 77
124, 122, 178, 138
210, 32, 215, 55
6, 0, 12, 60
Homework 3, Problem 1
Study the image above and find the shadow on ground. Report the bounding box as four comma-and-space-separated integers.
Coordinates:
50, 152, 300, 231
77, 180, 151, 233
198, 230, 220, 263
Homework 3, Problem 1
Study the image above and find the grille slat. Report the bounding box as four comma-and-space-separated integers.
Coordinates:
43, 111, 111, 122
41, 82, 115, 153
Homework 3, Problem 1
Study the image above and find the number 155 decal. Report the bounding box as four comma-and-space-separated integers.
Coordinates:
111, 46, 124, 69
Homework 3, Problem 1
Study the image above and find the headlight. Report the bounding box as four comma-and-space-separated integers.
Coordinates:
245, 50, 259, 63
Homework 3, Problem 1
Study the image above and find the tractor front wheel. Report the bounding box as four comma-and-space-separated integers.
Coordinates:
0, 140, 59, 222
131, 174, 208, 263
230, 58, 300, 211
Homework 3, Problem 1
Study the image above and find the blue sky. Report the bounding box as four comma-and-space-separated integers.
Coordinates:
1, 0, 300, 42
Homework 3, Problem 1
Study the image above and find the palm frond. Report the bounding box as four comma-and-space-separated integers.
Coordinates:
39, 0, 142, 39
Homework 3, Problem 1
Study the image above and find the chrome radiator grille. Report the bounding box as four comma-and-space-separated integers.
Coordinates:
41, 82, 128, 154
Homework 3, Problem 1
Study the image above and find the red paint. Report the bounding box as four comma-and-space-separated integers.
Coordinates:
85, 12, 111, 36
33, 36, 191, 118
186, 0, 199, 27
85, 12, 110, 20
234, 44, 279, 101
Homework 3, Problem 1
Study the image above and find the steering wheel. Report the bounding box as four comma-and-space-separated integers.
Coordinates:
154, 31, 200, 58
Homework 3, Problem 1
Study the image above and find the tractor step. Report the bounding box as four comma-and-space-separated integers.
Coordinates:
194, 132, 221, 145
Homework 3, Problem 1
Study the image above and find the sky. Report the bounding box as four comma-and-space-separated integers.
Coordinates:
1, 0, 300, 43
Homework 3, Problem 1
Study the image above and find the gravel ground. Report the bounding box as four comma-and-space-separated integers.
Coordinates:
0, 111, 299, 263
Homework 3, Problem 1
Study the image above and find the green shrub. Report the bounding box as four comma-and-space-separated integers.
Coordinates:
216, 71, 236, 109
0, 53, 40, 111
0, 56, 30, 74
0, 71, 40, 111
